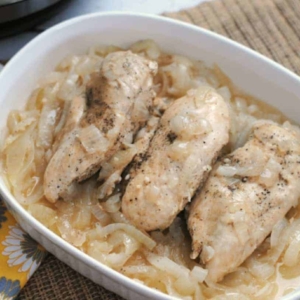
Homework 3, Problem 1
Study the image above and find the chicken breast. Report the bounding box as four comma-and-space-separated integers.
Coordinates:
44, 51, 157, 203
188, 121, 300, 283
122, 86, 230, 231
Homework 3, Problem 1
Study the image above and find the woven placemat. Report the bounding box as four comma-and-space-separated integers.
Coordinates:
17, 0, 300, 299
166, 0, 300, 74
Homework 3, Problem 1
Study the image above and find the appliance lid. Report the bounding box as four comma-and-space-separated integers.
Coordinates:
0, 0, 23, 5
0, 0, 62, 24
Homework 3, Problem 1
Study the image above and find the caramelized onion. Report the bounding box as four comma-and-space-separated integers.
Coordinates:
77, 125, 109, 153
96, 223, 156, 250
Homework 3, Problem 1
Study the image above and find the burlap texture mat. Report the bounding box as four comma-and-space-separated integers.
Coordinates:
17, 0, 300, 299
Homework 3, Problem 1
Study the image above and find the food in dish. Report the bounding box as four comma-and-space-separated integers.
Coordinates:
44, 51, 157, 202
122, 86, 230, 231
189, 121, 300, 283
2, 40, 300, 299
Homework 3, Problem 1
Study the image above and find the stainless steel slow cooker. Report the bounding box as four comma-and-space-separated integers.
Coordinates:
0, 0, 63, 24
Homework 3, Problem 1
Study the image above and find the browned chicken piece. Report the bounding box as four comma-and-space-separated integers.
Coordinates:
122, 86, 230, 231
44, 51, 157, 203
188, 121, 300, 283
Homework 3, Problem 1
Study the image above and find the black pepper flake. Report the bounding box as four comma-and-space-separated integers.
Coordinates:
242, 177, 248, 183
167, 132, 177, 144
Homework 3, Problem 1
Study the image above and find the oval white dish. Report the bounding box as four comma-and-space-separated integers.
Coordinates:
0, 12, 300, 300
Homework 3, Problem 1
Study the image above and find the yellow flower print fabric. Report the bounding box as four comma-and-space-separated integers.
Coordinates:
0, 199, 47, 300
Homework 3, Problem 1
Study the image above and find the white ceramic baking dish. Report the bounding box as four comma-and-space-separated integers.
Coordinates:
0, 12, 300, 300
